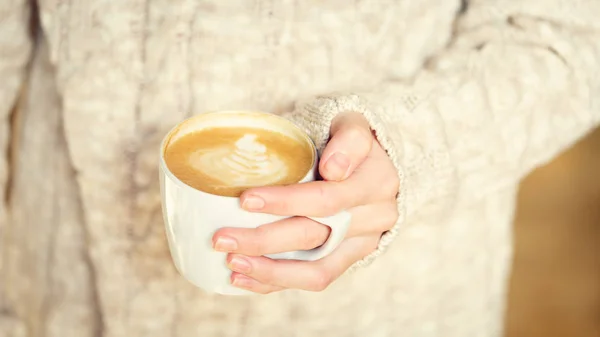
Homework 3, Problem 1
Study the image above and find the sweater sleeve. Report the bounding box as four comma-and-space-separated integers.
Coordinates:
0, 0, 32, 253
287, 0, 600, 267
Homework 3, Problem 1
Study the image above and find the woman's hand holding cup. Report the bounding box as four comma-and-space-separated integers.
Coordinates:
212, 112, 400, 293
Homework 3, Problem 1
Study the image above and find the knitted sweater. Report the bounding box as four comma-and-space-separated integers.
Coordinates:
1, 1, 599, 336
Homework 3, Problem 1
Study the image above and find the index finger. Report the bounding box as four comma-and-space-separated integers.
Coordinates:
240, 178, 367, 217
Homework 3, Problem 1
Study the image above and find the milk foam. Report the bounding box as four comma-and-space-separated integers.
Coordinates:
188, 133, 289, 188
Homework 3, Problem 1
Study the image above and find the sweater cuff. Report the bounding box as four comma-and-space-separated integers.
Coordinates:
286, 94, 406, 270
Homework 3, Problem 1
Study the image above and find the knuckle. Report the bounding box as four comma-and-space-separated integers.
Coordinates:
317, 184, 341, 215
342, 124, 372, 146
307, 268, 333, 292
252, 226, 271, 255
342, 127, 372, 156
272, 198, 292, 214
323, 199, 342, 215
363, 237, 380, 255
258, 265, 277, 285
383, 174, 400, 198
385, 205, 400, 230
390, 177, 400, 196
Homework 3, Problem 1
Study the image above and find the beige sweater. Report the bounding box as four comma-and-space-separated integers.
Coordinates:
1, 1, 599, 336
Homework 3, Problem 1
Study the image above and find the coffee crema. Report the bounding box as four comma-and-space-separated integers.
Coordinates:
164, 126, 314, 197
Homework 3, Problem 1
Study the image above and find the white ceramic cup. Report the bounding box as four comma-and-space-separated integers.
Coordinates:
159, 111, 352, 295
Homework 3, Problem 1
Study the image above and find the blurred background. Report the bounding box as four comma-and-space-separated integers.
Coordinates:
505, 127, 600, 337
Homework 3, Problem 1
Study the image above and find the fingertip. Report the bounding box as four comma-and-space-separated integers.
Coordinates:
228, 255, 253, 274
239, 193, 266, 211
211, 229, 224, 245
231, 272, 252, 287
320, 123, 372, 181
212, 233, 239, 252
319, 152, 351, 181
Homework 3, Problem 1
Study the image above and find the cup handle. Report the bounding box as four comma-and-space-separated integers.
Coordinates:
266, 211, 352, 261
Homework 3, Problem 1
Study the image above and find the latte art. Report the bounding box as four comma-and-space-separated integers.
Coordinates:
188, 134, 289, 188
164, 125, 314, 197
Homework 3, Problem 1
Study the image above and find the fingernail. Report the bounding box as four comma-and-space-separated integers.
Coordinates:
232, 274, 252, 288
325, 152, 350, 180
214, 236, 238, 252
229, 257, 252, 273
242, 195, 265, 211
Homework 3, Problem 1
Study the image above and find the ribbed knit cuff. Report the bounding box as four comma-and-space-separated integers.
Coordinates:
286, 94, 406, 270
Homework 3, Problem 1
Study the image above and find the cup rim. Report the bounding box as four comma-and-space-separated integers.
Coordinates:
159, 110, 317, 199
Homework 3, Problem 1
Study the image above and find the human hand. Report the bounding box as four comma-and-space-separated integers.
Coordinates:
212, 112, 400, 293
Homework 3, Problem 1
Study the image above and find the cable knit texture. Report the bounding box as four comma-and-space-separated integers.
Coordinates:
1, 1, 599, 336
0, 1, 32, 335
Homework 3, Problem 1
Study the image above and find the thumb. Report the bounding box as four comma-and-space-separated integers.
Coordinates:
319, 112, 373, 181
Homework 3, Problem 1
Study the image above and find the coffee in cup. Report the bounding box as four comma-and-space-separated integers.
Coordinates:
164, 120, 314, 197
